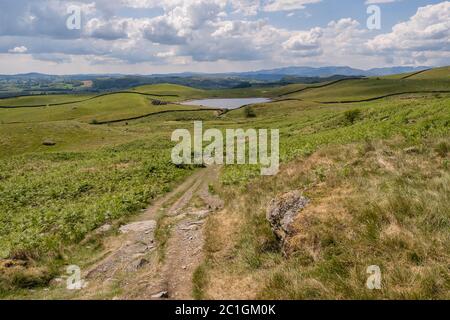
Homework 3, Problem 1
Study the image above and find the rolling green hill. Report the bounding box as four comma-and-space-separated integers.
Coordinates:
132, 83, 203, 96
0, 92, 204, 125
0, 94, 95, 108
0, 67, 449, 299
281, 78, 450, 102
405, 66, 450, 79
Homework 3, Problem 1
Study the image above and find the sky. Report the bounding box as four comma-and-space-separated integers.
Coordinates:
0, 0, 448, 74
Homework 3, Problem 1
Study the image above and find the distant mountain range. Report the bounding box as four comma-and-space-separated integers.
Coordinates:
149, 66, 430, 80
1, 66, 430, 80
0, 66, 433, 96
234, 66, 430, 78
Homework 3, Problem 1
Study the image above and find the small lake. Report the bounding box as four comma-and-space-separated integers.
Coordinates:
180, 98, 271, 110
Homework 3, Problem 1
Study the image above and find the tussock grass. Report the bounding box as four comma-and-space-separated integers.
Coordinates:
204, 138, 449, 299
192, 263, 208, 300
154, 212, 176, 263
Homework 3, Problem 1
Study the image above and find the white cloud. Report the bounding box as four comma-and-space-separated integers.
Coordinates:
264, 0, 322, 12
85, 18, 130, 40
32, 53, 72, 63
8, 46, 28, 53
143, 16, 188, 45
283, 27, 322, 56
229, 0, 261, 15
0, 0, 448, 73
365, 0, 398, 4
367, 1, 450, 64
121, 0, 159, 8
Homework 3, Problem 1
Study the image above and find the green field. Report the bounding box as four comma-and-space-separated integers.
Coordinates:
0, 68, 449, 299
0, 94, 208, 125
405, 66, 450, 79
280, 78, 450, 102
0, 94, 95, 108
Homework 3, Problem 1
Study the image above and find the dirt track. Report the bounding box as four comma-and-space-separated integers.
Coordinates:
78, 166, 222, 300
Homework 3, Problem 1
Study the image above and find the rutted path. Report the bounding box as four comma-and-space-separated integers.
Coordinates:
80, 166, 223, 300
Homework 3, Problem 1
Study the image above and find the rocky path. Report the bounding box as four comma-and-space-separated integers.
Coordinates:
80, 166, 223, 300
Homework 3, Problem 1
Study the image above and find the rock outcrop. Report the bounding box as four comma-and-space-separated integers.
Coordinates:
42, 140, 56, 146
266, 191, 309, 246
119, 220, 156, 234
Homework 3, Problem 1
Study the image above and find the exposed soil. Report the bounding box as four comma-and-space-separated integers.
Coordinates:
78, 166, 223, 300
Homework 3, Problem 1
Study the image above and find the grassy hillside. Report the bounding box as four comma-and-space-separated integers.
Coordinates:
133, 83, 203, 96
0, 94, 95, 108
0, 68, 448, 299
132, 83, 305, 100
281, 78, 450, 102
0, 122, 138, 156
0, 93, 204, 125
405, 66, 450, 79
197, 92, 450, 300
203, 136, 449, 299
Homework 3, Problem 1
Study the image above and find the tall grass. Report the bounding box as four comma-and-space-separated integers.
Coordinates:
206, 137, 449, 299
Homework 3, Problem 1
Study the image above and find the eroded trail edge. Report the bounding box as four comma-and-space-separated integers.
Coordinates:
80, 166, 223, 300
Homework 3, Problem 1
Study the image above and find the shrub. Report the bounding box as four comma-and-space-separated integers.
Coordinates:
244, 106, 256, 118
435, 142, 449, 157
344, 109, 361, 124
152, 100, 168, 106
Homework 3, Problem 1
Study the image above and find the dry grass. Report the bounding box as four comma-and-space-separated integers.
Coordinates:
201, 137, 450, 299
